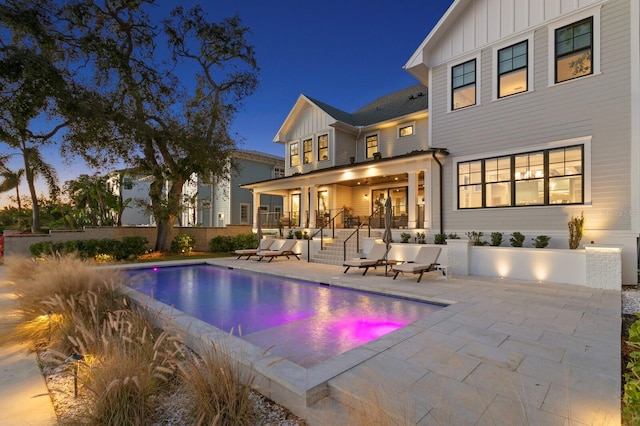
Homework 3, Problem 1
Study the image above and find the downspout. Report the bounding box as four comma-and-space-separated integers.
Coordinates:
431, 149, 447, 235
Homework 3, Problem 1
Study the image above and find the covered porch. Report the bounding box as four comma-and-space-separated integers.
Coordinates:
244, 150, 448, 234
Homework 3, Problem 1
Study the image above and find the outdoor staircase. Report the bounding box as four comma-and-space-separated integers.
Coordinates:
310, 229, 382, 266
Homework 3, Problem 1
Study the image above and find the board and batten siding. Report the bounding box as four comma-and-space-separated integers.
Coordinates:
427, 0, 603, 68
429, 0, 631, 235
284, 103, 333, 176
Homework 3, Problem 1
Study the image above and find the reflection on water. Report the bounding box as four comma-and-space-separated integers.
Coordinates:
128, 265, 443, 368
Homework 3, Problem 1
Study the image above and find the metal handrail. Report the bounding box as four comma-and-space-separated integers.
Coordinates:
342, 212, 377, 261
307, 208, 346, 261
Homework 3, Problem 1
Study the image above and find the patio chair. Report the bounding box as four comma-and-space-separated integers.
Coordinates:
392, 246, 442, 283
234, 238, 275, 260
343, 242, 390, 276
256, 239, 300, 262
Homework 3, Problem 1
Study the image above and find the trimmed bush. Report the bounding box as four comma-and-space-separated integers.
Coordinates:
209, 235, 234, 253
532, 235, 551, 248
434, 233, 447, 245
510, 232, 525, 247
171, 234, 195, 254
490, 232, 503, 247
29, 237, 149, 261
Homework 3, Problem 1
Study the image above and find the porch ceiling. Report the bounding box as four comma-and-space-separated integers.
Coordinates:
339, 172, 423, 187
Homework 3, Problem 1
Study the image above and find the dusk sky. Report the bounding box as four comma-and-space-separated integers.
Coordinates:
2, 0, 454, 205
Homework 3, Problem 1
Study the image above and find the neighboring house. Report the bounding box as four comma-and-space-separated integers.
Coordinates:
243, 0, 639, 283
197, 150, 285, 227
108, 150, 284, 228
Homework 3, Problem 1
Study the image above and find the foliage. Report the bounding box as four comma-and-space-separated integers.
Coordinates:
510, 232, 526, 247
63, 174, 118, 227
29, 237, 148, 260
294, 230, 303, 239
447, 233, 460, 239
624, 317, 640, 424
208, 233, 258, 253
434, 233, 447, 245
466, 231, 488, 246
490, 232, 503, 247
286, 230, 294, 239
568, 211, 585, 249
532, 235, 551, 248
400, 232, 411, 243
170, 234, 196, 254
415, 232, 426, 244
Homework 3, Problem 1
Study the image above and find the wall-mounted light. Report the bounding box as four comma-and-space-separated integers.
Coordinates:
364, 194, 368, 201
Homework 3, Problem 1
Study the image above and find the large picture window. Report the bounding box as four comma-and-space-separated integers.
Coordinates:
303, 138, 313, 164
452, 59, 476, 110
458, 146, 583, 209
498, 41, 528, 98
366, 135, 378, 158
289, 142, 299, 167
555, 17, 592, 83
318, 134, 328, 161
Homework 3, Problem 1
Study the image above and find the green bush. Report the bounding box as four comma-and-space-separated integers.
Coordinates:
232, 233, 258, 250
510, 232, 525, 247
116, 236, 149, 259
466, 231, 488, 246
447, 233, 460, 239
29, 241, 64, 257
490, 232, 503, 247
171, 234, 195, 254
209, 236, 233, 252
29, 237, 149, 261
532, 235, 551, 248
434, 233, 447, 245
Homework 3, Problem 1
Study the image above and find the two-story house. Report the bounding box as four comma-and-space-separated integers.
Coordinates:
245, 0, 639, 283
244, 85, 450, 233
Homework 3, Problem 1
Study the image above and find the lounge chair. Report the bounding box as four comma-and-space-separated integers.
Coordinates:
256, 239, 300, 262
234, 238, 275, 260
392, 246, 442, 283
343, 242, 390, 276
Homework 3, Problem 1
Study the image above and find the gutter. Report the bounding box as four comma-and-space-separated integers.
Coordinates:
431, 149, 449, 235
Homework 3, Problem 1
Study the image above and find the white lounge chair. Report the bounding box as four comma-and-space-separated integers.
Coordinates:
256, 239, 300, 262
343, 243, 390, 276
234, 238, 275, 260
392, 246, 442, 283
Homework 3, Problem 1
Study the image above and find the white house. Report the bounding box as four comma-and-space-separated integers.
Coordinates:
244, 0, 639, 284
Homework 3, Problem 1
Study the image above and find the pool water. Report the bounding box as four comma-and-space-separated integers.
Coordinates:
127, 264, 443, 368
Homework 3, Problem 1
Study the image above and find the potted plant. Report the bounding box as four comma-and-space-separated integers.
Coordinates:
466, 231, 488, 246
569, 211, 585, 249
400, 232, 411, 243
434, 233, 447, 245
416, 231, 426, 244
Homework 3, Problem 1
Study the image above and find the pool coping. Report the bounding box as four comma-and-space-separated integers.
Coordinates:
115, 259, 456, 407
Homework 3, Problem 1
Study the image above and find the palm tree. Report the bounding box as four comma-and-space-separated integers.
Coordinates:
0, 168, 25, 211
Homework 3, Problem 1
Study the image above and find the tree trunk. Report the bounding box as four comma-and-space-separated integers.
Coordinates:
152, 178, 185, 251
155, 219, 174, 251
23, 162, 40, 233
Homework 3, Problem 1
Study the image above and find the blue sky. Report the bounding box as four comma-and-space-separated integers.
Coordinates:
2, 0, 454, 206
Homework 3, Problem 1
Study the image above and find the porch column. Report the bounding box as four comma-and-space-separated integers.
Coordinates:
423, 163, 432, 229
308, 184, 317, 228
408, 171, 418, 228
300, 186, 309, 228
253, 191, 261, 231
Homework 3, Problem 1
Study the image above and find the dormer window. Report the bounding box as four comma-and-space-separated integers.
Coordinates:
366, 134, 378, 159
398, 124, 414, 138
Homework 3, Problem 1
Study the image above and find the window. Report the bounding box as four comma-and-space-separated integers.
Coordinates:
303, 138, 313, 164
289, 142, 299, 167
240, 203, 249, 224
273, 166, 285, 178
555, 17, 592, 83
398, 124, 414, 138
457, 146, 583, 209
452, 59, 476, 110
318, 134, 328, 161
366, 135, 378, 158
498, 41, 528, 98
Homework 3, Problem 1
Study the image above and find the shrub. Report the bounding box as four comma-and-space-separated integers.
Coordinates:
231, 233, 259, 250
532, 235, 551, 248
490, 232, 503, 247
568, 211, 585, 249
466, 231, 488, 246
171, 234, 195, 254
115, 236, 149, 260
415, 232, 426, 244
294, 230, 303, 239
29, 237, 149, 261
434, 233, 447, 245
400, 232, 411, 243
29, 241, 63, 257
286, 230, 294, 239
209, 235, 234, 253
447, 233, 460, 239
510, 232, 525, 247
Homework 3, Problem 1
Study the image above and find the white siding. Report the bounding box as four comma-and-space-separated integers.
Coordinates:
429, 0, 603, 67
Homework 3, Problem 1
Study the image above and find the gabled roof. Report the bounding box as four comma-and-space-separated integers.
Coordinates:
274, 84, 429, 142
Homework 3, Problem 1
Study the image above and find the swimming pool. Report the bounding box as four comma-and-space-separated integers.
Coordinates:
127, 264, 443, 368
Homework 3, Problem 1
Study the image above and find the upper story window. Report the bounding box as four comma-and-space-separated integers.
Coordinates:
458, 145, 583, 209
555, 17, 593, 83
452, 59, 476, 110
273, 166, 285, 178
318, 134, 328, 161
289, 142, 299, 167
498, 41, 528, 98
398, 124, 414, 138
366, 134, 378, 158
303, 138, 313, 164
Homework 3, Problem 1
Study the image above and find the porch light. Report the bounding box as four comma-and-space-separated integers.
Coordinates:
364, 194, 368, 201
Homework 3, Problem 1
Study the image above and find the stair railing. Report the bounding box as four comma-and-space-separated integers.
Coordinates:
342, 212, 377, 261
307, 208, 346, 262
